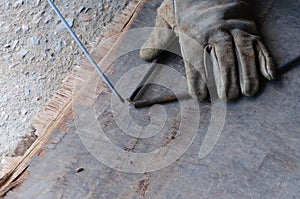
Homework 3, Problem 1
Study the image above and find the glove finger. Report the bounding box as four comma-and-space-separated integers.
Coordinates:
179, 30, 207, 101
232, 30, 259, 96
255, 40, 276, 80
140, 0, 176, 61
209, 32, 239, 100
185, 61, 207, 101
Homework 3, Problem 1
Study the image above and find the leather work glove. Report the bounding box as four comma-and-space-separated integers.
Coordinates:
140, 0, 276, 100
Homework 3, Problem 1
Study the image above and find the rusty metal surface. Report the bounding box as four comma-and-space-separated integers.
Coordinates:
5, 0, 300, 198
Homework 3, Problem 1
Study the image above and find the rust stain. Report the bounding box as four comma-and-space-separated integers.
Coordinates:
164, 116, 180, 146
37, 149, 46, 157
284, 161, 298, 171
137, 175, 150, 197
57, 108, 74, 132
165, 131, 178, 145
181, 26, 188, 32
102, 109, 114, 128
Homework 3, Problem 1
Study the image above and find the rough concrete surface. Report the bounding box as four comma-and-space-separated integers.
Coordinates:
3, 0, 300, 198
0, 0, 130, 168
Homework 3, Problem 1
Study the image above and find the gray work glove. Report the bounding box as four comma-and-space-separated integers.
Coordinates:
140, 0, 276, 100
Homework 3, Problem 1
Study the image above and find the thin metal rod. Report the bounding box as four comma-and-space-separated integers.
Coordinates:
47, 0, 124, 103
277, 54, 300, 75
128, 59, 158, 102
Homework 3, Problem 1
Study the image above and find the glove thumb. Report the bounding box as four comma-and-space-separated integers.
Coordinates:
140, 0, 176, 60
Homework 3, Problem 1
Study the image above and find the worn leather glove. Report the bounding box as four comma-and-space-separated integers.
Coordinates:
140, 0, 276, 100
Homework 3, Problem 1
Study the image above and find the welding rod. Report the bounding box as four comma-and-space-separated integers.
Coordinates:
277, 54, 300, 75
133, 93, 191, 108
128, 59, 158, 102
47, 0, 125, 103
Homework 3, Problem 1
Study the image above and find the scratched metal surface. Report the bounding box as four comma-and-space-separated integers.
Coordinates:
6, 0, 300, 198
